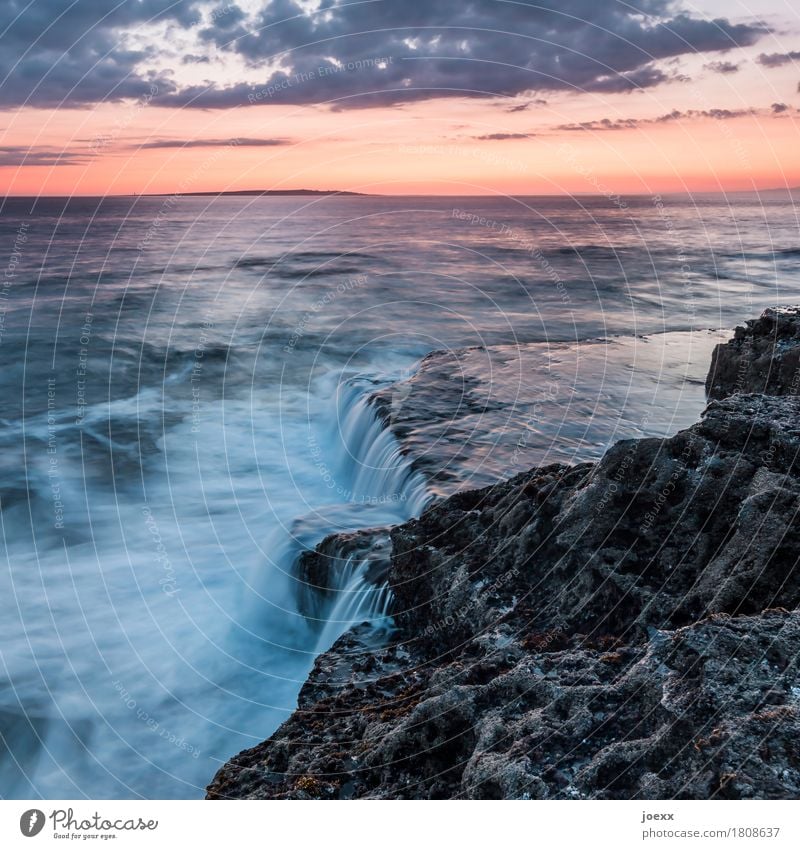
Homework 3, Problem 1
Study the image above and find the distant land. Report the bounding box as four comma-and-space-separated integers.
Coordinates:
142, 189, 369, 197
3, 187, 795, 201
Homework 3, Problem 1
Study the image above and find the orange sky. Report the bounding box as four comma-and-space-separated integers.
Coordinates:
1, 1, 799, 196
4, 102, 797, 197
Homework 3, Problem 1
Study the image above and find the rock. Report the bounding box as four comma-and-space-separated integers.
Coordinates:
208, 307, 800, 800
706, 306, 800, 399
296, 529, 391, 618
370, 331, 727, 496
207, 611, 800, 800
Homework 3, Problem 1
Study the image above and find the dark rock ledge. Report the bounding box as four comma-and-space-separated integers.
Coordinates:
208, 308, 800, 800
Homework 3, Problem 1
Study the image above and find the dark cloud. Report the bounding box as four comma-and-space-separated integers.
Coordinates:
557, 117, 639, 131
206, 3, 246, 27
692, 108, 754, 120
0, 146, 88, 167
757, 50, 800, 68
475, 133, 532, 140
135, 137, 291, 148
0, 0, 770, 110
0, 0, 200, 108
173, 2, 767, 109
652, 107, 754, 122
504, 99, 548, 113
653, 109, 684, 123
772, 102, 789, 113
704, 60, 740, 74
556, 106, 759, 132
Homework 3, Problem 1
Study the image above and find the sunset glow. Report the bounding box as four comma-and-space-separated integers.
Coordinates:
5, 0, 800, 812
2, 0, 799, 196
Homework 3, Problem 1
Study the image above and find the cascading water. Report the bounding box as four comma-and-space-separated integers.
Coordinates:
0, 362, 432, 800
285, 372, 432, 650
313, 553, 394, 656
331, 376, 431, 518
5, 191, 800, 800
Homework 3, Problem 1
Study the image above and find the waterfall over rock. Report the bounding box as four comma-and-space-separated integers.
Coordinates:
332, 376, 431, 518
277, 372, 437, 661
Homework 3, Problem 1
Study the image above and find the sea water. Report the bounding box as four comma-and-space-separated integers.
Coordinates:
0, 191, 798, 797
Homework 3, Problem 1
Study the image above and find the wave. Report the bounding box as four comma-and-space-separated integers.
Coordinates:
723, 247, 800, 260
235, 249, 380, 271
0, 364, 432, 798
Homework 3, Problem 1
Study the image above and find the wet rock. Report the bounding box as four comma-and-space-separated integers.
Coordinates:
370, 331, 726, 496
706, 306, 800, 399
208, 308, 800, 800
207, 612, 800, 800
297, 529, 391, 618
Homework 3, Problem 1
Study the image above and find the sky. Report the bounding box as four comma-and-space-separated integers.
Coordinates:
1, 0, 799, 196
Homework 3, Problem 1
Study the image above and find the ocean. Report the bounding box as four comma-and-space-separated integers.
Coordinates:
1, 191, 798, 798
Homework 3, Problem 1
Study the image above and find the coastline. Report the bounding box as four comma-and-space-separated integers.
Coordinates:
208, 307, 800, 800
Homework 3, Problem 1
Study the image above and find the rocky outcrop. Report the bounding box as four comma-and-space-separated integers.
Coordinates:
370, 331, 727, 496
706, 307, 800, 399
296, 529, 392, 619
208, 308, 800, 800
208, 610, 800, 800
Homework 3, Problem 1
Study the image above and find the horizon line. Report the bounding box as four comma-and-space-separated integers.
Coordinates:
2, 186, 798, 201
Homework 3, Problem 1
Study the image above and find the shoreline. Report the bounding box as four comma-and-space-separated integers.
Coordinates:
208, 306, 800, 800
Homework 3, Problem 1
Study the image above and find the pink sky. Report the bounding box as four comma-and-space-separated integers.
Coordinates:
1, 0, 799, 196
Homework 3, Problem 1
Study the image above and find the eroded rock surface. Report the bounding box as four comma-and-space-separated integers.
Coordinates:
371, 331, 727, 496
706, 306, 800, 399
208, 309, 800, 800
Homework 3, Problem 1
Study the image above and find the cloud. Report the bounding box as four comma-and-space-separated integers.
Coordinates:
171, 2, 768, 108
689, 108, 754, 120
0, 1, 199, 108
651, 107, 755, 123
474, 132, 532, 140
704, 60, 740, 74
772, 102, 790, 113
0, 1, 771, 110
504, 99, 548, 113
757, 50, 800, 68
557, 117, 640, 131
135, 136, 292, 148
555, 107, 759, 132
0, 145, 88, 167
